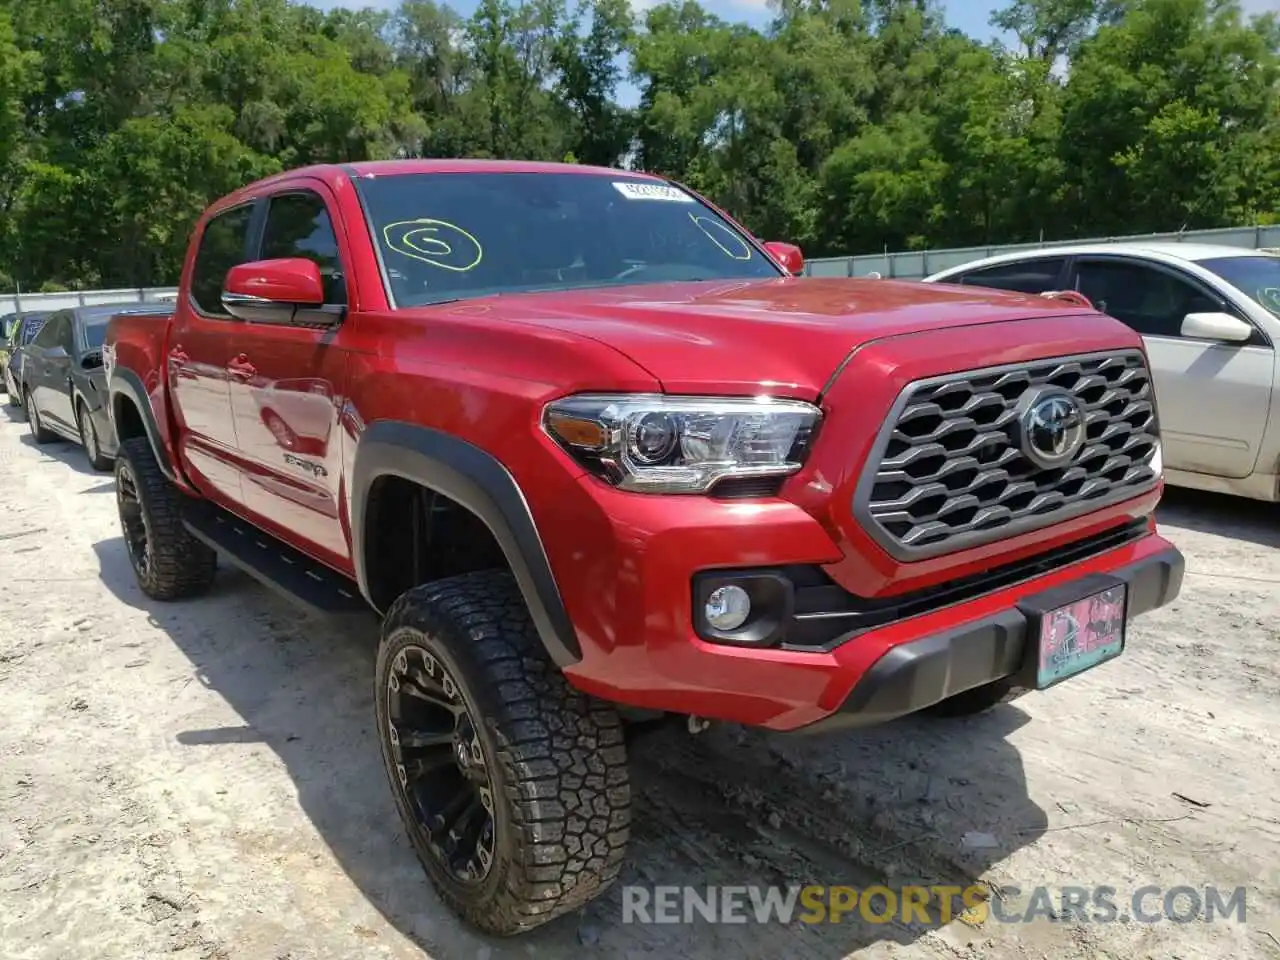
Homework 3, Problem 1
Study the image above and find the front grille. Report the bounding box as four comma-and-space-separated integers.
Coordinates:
854, 350, 1160, 560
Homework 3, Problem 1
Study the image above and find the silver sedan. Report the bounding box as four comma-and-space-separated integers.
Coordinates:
924, 242, 1280, 503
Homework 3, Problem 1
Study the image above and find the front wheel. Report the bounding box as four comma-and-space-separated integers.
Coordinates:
375, 570, 631, 936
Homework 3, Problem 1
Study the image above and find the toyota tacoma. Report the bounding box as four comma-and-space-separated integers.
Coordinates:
102, 160, 1184, 935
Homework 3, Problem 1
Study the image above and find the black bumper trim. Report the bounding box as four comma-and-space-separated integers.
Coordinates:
797, 545, 1184, 734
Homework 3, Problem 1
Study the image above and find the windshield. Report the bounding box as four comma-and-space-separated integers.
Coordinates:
1200, 255, 1280, 318
354, 172, 781, 307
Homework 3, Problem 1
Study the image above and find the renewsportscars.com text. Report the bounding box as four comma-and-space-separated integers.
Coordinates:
621, 884, 1248, 926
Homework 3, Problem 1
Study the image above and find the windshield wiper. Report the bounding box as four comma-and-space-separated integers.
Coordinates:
413, 292, 505, 307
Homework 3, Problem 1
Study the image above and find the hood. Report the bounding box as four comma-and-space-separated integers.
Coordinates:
428, 277, 1100, 397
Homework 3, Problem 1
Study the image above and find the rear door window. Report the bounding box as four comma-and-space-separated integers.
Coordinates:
190, 204, 255, 317
953, 258, 1068, 293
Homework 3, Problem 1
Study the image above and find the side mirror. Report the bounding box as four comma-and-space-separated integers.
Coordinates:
45, 345, 68, 360
763, 241, 804, 276
222, 258, 342, 327
1181, 311, 1252, 343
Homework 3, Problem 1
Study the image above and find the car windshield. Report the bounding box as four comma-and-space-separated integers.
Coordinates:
1199, 255, 1280, 318
354, 171, 781, 307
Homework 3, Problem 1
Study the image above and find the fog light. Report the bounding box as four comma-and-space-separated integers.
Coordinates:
705, 585, 751, 631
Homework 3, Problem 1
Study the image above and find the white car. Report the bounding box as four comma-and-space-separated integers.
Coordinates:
924, 242, 1280, 503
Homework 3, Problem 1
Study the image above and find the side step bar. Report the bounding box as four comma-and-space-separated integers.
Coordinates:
182, 502, 372, 619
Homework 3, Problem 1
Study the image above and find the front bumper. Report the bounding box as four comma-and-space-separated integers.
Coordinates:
800, 544, 1183, 733
550, 458, 1182, 730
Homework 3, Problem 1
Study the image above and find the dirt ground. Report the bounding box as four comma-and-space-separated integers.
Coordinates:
0, 405, 1278, 960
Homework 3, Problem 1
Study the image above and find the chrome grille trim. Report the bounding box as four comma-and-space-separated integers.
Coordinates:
853, 350, 1160, 561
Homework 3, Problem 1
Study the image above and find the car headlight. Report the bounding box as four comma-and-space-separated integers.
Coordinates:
543, 394, 822, 494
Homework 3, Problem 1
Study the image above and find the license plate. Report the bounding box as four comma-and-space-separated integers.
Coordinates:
1034, 583, 1128, 689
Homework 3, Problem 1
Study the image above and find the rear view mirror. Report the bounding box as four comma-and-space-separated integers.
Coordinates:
1181, 311, 1252, 343
763, 241, 804, 275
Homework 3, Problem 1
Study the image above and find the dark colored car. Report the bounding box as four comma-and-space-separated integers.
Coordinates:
2, 311, 52, 405
19, 303, 169, 469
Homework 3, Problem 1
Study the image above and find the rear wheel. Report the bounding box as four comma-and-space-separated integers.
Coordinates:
78, 402, 112, 471
114, 436, 217, 600
375, 570, 631, 935
24, 389, 55, 443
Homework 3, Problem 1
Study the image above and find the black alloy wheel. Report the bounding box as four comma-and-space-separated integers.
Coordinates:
375, 571, 631, 935
385, 643, 497, 885
112, 437, 216, 600
116, 457, 151, 580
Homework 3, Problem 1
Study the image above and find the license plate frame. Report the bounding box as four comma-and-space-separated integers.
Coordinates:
1017, 574, 1129, 690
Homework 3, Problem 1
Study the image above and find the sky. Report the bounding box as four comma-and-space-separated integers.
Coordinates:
305, 0, 1013, 43
302, 0, 1274, 104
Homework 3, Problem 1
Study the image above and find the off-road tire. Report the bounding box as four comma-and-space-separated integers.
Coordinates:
114, 436, 217, 601
78, 401, 112, 471
24, 389, 55, 443
926, 677, 1028, 718
375, 570, 631, 936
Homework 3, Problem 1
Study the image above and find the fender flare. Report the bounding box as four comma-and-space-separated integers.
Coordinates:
350, 421, 581, 668
108, 368, 176, 481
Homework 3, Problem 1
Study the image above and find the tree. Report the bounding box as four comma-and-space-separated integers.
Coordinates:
0, 0, 1277, 289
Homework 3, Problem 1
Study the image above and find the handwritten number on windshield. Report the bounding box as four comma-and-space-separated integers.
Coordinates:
382, 219, 483, 272
689, 214, 753, 261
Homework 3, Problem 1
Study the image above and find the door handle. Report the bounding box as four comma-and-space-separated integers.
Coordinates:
169, 345, 190, 366
227, 354, 256, 380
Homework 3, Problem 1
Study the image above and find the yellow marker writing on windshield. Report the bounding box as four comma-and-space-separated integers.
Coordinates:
383, 219, 483, 272
689, 213, 753, 261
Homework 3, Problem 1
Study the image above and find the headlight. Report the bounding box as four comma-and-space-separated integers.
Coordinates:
543, 394, 822, 494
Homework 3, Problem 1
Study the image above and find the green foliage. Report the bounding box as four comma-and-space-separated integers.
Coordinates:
0, 0, 1277, 287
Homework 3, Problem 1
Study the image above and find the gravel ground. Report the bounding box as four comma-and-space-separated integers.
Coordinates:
0, 404, 1277, 960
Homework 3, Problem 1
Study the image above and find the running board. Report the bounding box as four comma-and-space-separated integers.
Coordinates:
182, 503, 372, 619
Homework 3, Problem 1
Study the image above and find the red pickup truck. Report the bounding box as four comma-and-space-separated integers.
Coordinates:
103, 160, 1183, 934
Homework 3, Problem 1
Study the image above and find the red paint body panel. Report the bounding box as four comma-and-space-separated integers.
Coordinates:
104, 160, 1181, 731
